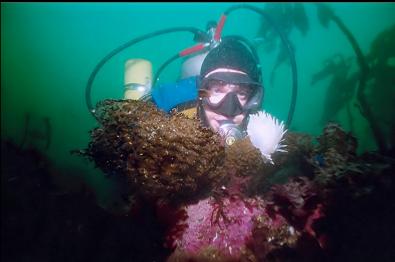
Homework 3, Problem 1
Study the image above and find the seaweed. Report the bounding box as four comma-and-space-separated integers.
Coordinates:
312, 23, 395, 153
255, 3, 309, 86
365, 24, 395, 153
311, 54, 359, 125
314, 3, 390, 153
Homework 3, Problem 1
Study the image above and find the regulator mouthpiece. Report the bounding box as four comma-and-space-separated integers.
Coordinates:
218, 120, 246, 146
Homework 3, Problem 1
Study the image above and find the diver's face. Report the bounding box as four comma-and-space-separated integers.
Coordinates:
203, 79, 251, 132
204, 108, 246, 133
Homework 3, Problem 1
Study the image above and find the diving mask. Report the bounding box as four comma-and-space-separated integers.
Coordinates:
200, 78, 263, 117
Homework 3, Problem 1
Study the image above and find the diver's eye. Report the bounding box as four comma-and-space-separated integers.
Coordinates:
208, 80, 227, 94
239, 89, 249, 97
237, 92, 249, 105
237, 86, 251, 98
211, 86, 222, 94
237, 92, 248, 101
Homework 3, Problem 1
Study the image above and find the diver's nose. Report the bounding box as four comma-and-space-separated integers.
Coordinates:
216, 92, 244, 117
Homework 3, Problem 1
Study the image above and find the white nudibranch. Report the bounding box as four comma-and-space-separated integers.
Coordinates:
246, 111, 287, 164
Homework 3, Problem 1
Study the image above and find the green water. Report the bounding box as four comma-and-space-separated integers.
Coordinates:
2, 2, 395, 208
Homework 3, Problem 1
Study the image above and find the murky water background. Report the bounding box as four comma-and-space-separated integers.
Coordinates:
2, 2, 395, 207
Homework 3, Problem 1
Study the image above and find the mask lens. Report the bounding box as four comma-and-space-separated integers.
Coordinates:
207, 80, 227, 104
205, 79, 252, 106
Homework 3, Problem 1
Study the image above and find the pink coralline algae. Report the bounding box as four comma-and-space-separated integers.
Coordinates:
170, 196, 283, 258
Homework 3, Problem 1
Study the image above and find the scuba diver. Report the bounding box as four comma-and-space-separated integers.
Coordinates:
86, 4, 298, 148
150, 37, 264, 146
82, 7, 295, 253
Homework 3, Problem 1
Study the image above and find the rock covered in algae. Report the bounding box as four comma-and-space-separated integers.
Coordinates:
166, 196, 297, 262
221, 138, 267, 195
84, 99, 226, 204
224, 138, 266, 179
310, 122, 359, 182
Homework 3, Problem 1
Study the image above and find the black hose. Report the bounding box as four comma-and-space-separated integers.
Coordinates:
85, 27, 204, 122
224, 4, 298, 128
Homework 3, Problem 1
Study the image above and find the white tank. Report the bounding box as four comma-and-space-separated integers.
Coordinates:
180, 51, 209, 79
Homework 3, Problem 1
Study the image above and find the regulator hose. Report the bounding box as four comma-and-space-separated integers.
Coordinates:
85, 27, 205, 122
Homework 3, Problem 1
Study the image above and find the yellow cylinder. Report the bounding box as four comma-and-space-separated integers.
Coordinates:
124, 59, 152, 100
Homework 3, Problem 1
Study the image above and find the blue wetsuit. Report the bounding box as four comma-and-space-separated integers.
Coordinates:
151, 76, 198, 113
